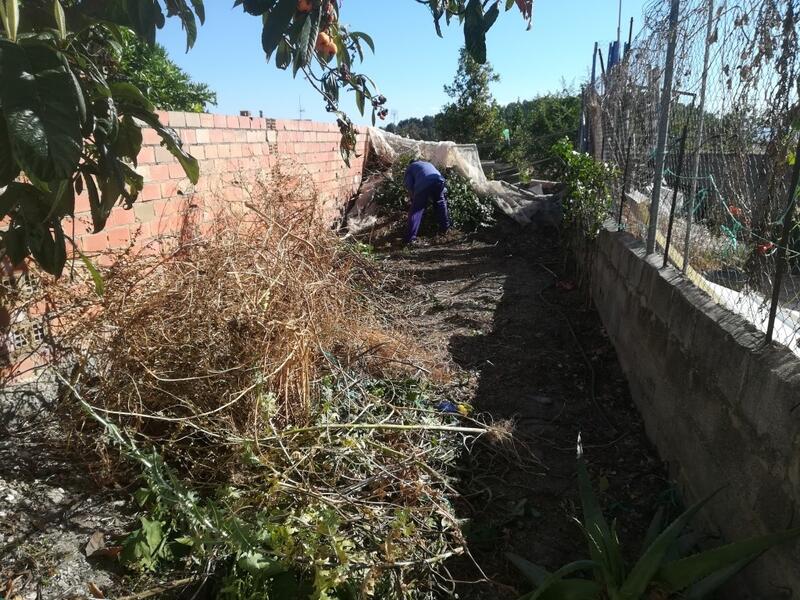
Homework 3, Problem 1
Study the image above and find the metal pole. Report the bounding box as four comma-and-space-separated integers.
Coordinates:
663, 114, 691, 268
591, 42, 598, 87
618, 135, 633, 230
765, 135, 800, 343
646, 0, 681, 255
681, 0, 714, 273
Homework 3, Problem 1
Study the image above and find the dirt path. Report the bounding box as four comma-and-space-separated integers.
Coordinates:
384, 222, 672, 598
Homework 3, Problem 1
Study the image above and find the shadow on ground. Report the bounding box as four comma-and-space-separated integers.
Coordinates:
385, 220, 674, 599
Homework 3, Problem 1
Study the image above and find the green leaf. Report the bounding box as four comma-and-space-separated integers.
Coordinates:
140, 517, 164, 553
135, 111, 199, 184
683, 555, 759, 599
26, 218, 66, 276
2, 222, 28, 265
113, 114, 144, 163
530, 561, 598, 600
190, 0, 205, 24
0, 40, 83, 181
506, 552, 549, 587
577, 458, 617, 570
483, 0, 500, 31
355, 89, 365, 116
655, 526, 800, 594
110, 81, 156, 114
275, 38, 292, 69
0, 114, 20, 186
464, 0, 487, 63
350, 31, 375, 53
261, 0, 296, 60
620, 489, 723, 598
292, 6, 321, 74
53, 0, 67, 40
76, 245, 104, 296
237, 552, 286, 577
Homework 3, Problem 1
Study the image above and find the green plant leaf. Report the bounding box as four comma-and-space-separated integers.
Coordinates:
73, 241, 105, 296
0, 40, 83, 181
237, 552, 286, 577
53, 0, 67, 40
26, 218, 66, 276
113, 114, 144, 163
110, 81, 156, 114
506, 552, 550, 587
620, 489, 723, 599
530, 561, 597, 600
683, 554, 759, 599
292, 5, 320, 74
350, 31, 375, 53
577, 458, 618, 569
134, 111, 199, 184
261, 0, 295, 60
2, 222, 27, 265
0, 114, 20, 186
655, 526, 800, 594
464, 0, 487, 64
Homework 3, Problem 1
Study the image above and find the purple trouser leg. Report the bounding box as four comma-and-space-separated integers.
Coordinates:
405, 179, 449, 243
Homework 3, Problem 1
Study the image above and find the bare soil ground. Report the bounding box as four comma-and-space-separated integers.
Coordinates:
1, 217, 673, 599
379, 219, 674, 598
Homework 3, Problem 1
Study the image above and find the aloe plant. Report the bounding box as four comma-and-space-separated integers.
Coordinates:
507, 438, 800, 600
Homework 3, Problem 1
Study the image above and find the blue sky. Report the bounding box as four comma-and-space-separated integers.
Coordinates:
158, 1, 647, 124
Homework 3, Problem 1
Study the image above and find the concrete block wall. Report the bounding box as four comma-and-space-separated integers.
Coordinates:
590, 226, 800, 598
70, 112, 368, 256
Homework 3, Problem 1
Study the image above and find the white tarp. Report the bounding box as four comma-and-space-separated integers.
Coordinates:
362, 127, 562, 227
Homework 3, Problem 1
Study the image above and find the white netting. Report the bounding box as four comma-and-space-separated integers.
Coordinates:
360, 127, 562, 228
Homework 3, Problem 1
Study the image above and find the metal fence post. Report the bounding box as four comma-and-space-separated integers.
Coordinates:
765, 136, 800, 343
646, 0, 681, 255
682, 0, 714, 273
618, 135, 633, 230
663, 114, 691, 268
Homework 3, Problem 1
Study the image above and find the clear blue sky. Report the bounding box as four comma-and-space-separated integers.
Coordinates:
158, 1, 647, 124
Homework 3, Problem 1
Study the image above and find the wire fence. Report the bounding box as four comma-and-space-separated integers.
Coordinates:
583, 0, 800, 357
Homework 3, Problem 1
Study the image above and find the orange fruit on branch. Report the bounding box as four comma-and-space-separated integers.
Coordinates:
315, 32, 337, 59
297, 0, 313, 13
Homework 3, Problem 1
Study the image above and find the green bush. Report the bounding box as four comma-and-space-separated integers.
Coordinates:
374, 156, 495, 233
550, 137, 617, 239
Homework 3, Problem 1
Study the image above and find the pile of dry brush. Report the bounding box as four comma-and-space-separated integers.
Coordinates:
37, 165, 508, 597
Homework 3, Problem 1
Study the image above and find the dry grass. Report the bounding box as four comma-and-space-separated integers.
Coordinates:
55, 163, 444, 474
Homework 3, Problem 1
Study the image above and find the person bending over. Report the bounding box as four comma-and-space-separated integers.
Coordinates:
403, 159, 450, 244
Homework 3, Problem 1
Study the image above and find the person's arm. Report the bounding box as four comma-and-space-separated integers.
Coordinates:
403, 168, 414, 206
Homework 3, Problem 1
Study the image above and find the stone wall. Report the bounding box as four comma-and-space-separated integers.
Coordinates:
590, 226, 800, 598
71, 112, 368, 256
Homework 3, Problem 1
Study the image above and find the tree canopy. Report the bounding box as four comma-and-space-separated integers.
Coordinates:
435, 47, 506, 157
110, 31, 217, 112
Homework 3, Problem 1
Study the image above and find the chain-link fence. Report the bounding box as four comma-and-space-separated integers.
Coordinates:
583, 0, 800, 356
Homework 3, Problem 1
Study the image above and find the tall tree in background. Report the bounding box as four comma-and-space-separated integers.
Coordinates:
384, 116, 437, 140
435, 47, 506, 158
503, 92, 581, 169
111, 31, 217, 113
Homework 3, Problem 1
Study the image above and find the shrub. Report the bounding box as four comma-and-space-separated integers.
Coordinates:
550, 137, 617, 239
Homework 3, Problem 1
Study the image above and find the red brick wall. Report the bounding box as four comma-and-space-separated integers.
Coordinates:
71, 111, 368, 256
2, 112, 368, 379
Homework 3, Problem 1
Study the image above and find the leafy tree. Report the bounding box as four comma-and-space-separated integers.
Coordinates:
0, 0, 534, 277
504, 92, 581, 171
435, 47, 506, 158
384, 116, 437, 141
110, 30, 217, 112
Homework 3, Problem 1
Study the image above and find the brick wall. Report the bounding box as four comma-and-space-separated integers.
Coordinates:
71, 111, 368, 256
3, 112, 369, 377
